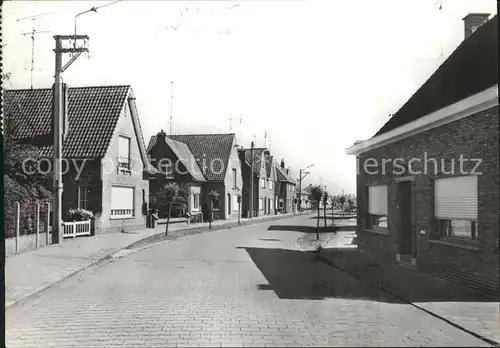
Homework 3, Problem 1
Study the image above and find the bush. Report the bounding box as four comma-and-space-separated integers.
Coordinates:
64, 208, 94, 222
4, 175, 52, 238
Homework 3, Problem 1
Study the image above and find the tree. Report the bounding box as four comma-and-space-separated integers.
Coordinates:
322, 190, 329, 228
339, 195, 346, 219
308, 185, 323, 240
3, 95, 53, 238
155, 182, 188, 236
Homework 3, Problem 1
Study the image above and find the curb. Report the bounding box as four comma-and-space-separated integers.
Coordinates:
5, 254, 114, 310
6, 212, 313, 310
314, 253, 500, 347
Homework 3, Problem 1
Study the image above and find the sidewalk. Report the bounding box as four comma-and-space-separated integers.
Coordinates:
307, 223, 500, 346
6, 211, 308, 309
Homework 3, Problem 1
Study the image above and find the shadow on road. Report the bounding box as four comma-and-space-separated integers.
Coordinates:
239, 246, 496, 303
239, 246, 398, 302
309, 216, 357, 221
267, 225, 336, 233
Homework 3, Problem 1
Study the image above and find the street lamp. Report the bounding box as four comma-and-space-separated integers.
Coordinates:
298, 164, 314, 213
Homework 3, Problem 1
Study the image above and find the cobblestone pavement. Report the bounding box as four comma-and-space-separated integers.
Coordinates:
6, 215, 491, 347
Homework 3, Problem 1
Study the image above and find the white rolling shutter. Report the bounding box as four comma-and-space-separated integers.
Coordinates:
233, 194, 238, 211
435, 175, 477, 219
111, 186, 134, 216
118, 136, 130, 159
368, 185, 388, 215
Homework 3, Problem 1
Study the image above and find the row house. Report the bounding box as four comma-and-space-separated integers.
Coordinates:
5, 85, 155, 234
238, 148, 277, 217
147, 132, 243, 220
275, 159, 297, 213
346, 14, 498, 295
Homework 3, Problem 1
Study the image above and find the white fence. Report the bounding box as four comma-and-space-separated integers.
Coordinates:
63, 220, 92, 238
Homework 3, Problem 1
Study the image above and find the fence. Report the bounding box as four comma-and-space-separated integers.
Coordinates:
63, 220, 92, 238
6, 201, 94, 256
6, 201, 52, 256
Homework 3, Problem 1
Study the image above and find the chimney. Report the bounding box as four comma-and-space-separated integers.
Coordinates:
157, 129, 167, 143
280, 158, 285, 169
202, 153, 207, 174
462, 13, 490, 40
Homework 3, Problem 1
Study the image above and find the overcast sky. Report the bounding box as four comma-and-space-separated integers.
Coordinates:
3, 0, 497, 194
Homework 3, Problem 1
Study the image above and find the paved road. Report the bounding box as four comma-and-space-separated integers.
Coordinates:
6, 215, 489, 347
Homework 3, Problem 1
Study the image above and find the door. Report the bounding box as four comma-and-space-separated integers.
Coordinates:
227, 194, 231, 217
398, 181, 413, 255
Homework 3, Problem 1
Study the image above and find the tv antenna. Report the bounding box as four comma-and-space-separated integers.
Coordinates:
170, 81, 174, 135
17, 12, 54, 89
230, 115, 242, 145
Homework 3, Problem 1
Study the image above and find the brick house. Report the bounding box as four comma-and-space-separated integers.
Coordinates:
5, 85, 154, 234
146, 130, 206, 218
346, 14, 498, 294
238, 148, 275, 217
147, 133, 243, 220
275, 159, 297, 214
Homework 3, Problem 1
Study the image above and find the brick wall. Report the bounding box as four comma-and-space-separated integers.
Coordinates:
357, 106, 499, 293
100, 96, 149, 233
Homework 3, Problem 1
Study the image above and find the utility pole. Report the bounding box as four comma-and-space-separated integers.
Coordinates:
298, 164, 314, 213
249, 141, 254, 218
52, 34, 89, 244
264, 130, 267, 148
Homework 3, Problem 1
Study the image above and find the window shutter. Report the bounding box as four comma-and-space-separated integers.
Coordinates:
435, 175, 478, 219
111, 187, 134, 210
368, 185, 388, 215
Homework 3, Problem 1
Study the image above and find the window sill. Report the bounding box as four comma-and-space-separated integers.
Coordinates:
364, 228, 388, 235
428, 238, 480, 251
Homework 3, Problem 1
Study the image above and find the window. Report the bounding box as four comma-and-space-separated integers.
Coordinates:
259, 198, 263, 210
435, 175, 478, 240
159, 161, 174, 179
118, 136, 131, 170
78, 185, 89, 210
368, 185, 388, 229
192, 194, 200, 211
233, 168, 237, 187
260, 178, 265, 188
269, 180, 273, 190
111, 186, 135, 218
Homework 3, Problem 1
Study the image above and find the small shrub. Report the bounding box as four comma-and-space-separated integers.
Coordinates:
64, 208, 94, 222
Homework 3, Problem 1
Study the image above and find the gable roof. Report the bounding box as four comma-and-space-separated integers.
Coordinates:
164, 137, 206, 182
374, 15, 497, 137
275, 164, 296, 184
241, 148, 266, 174
5, 85, 133, 158
265, 155, 274, 179
148, 133, 235, 181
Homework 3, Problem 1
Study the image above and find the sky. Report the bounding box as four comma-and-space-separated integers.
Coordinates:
3, 0, 497, 195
